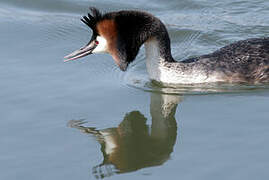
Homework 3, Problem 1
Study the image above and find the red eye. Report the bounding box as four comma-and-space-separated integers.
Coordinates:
95, 40, 99, 45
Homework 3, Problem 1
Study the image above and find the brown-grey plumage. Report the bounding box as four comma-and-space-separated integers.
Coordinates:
177, 37, 269, 83
65, 7, 269, 84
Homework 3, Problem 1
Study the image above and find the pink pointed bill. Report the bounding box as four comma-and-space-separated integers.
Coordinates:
64, 41, 97, 62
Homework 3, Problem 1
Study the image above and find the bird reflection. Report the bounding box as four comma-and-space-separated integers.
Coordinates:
68, 93, 181, 179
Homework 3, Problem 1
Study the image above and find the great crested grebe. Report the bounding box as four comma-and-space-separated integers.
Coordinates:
64, 8, 269, 84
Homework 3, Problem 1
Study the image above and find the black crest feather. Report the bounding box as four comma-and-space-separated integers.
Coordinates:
81, 7, 102, 31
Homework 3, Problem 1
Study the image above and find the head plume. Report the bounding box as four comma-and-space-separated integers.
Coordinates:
81, 7, 103, 32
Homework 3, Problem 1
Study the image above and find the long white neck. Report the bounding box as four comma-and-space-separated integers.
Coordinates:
144, 38, 220, 84
144, 38, 185, 84
144, 38, 164, 82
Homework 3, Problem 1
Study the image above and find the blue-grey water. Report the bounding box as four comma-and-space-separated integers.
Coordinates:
1, 0, 269, 179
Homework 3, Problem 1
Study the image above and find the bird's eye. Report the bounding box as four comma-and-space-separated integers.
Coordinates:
95, 40, 99, 45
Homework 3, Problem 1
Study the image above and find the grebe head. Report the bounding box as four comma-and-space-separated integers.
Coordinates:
65, 7, 173, 71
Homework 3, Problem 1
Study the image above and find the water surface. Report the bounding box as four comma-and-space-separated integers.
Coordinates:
1, 0, 269, 179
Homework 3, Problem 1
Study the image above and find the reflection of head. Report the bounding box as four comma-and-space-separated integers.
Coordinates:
68, 93, 180, 179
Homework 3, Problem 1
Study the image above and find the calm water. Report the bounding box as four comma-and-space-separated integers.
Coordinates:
1, 0, 269, 179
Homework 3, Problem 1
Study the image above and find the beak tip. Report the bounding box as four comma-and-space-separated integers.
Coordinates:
63, 57, 75, 62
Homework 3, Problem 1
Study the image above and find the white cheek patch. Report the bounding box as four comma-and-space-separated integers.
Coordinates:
92, 36, 108, 53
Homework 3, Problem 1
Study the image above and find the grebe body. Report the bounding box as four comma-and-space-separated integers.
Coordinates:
65, 8, 269, 84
